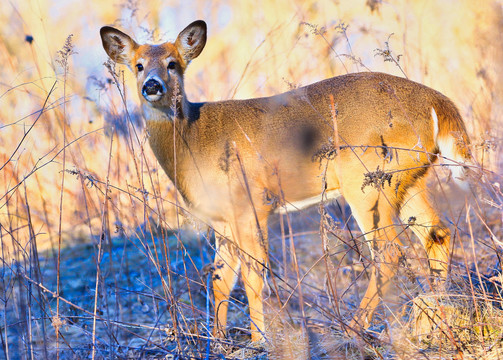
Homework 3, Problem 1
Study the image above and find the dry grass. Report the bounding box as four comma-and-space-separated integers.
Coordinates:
401, 273, 503, 358
1, 0, 502, 359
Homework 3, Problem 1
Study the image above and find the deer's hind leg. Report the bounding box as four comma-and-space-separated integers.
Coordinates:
398, 179, 451, 278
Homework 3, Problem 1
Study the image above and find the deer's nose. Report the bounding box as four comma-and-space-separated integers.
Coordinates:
142, 78, 164, 96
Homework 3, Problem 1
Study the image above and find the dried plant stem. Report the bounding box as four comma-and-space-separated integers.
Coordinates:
320, 95, 342, 322
23, 182, 49, 359
56, 73, 68, 360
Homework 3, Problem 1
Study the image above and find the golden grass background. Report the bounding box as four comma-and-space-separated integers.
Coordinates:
1, 0, 501, 254
1, 0, 502, 358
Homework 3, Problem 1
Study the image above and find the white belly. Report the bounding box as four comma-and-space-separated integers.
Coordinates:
276, 189, 342, 214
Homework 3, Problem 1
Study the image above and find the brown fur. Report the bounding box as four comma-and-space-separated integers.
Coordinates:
100, 21, 471, 341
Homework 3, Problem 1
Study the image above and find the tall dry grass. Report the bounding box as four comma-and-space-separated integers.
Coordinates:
1, 0, 502, 358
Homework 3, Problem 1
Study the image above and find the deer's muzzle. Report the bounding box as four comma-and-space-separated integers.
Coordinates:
142, 77, 165, 102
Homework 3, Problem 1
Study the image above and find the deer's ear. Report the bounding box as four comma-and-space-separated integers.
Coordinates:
100, 26, 138, 65
175, 20, 207, 65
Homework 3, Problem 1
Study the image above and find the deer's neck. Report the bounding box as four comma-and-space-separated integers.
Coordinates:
141, 95, 190, 121
143, 100, 195, 204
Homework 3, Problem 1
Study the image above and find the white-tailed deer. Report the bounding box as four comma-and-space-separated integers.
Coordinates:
100, 20, 470, 341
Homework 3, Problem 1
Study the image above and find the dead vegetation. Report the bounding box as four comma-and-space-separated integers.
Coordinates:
1, 0, 502, 359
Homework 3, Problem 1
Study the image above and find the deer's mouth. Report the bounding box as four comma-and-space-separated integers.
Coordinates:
143, 93, 163, 102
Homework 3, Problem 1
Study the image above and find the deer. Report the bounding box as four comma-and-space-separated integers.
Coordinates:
100, 20, 471, 342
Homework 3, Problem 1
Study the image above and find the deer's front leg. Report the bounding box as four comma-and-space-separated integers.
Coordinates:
212, 222, 240, 338
236, 217, 268, 342
240, 250, 267, 342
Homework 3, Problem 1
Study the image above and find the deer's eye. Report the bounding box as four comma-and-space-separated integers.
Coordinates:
167, 61, 176, 70
136, 63, 144, 71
